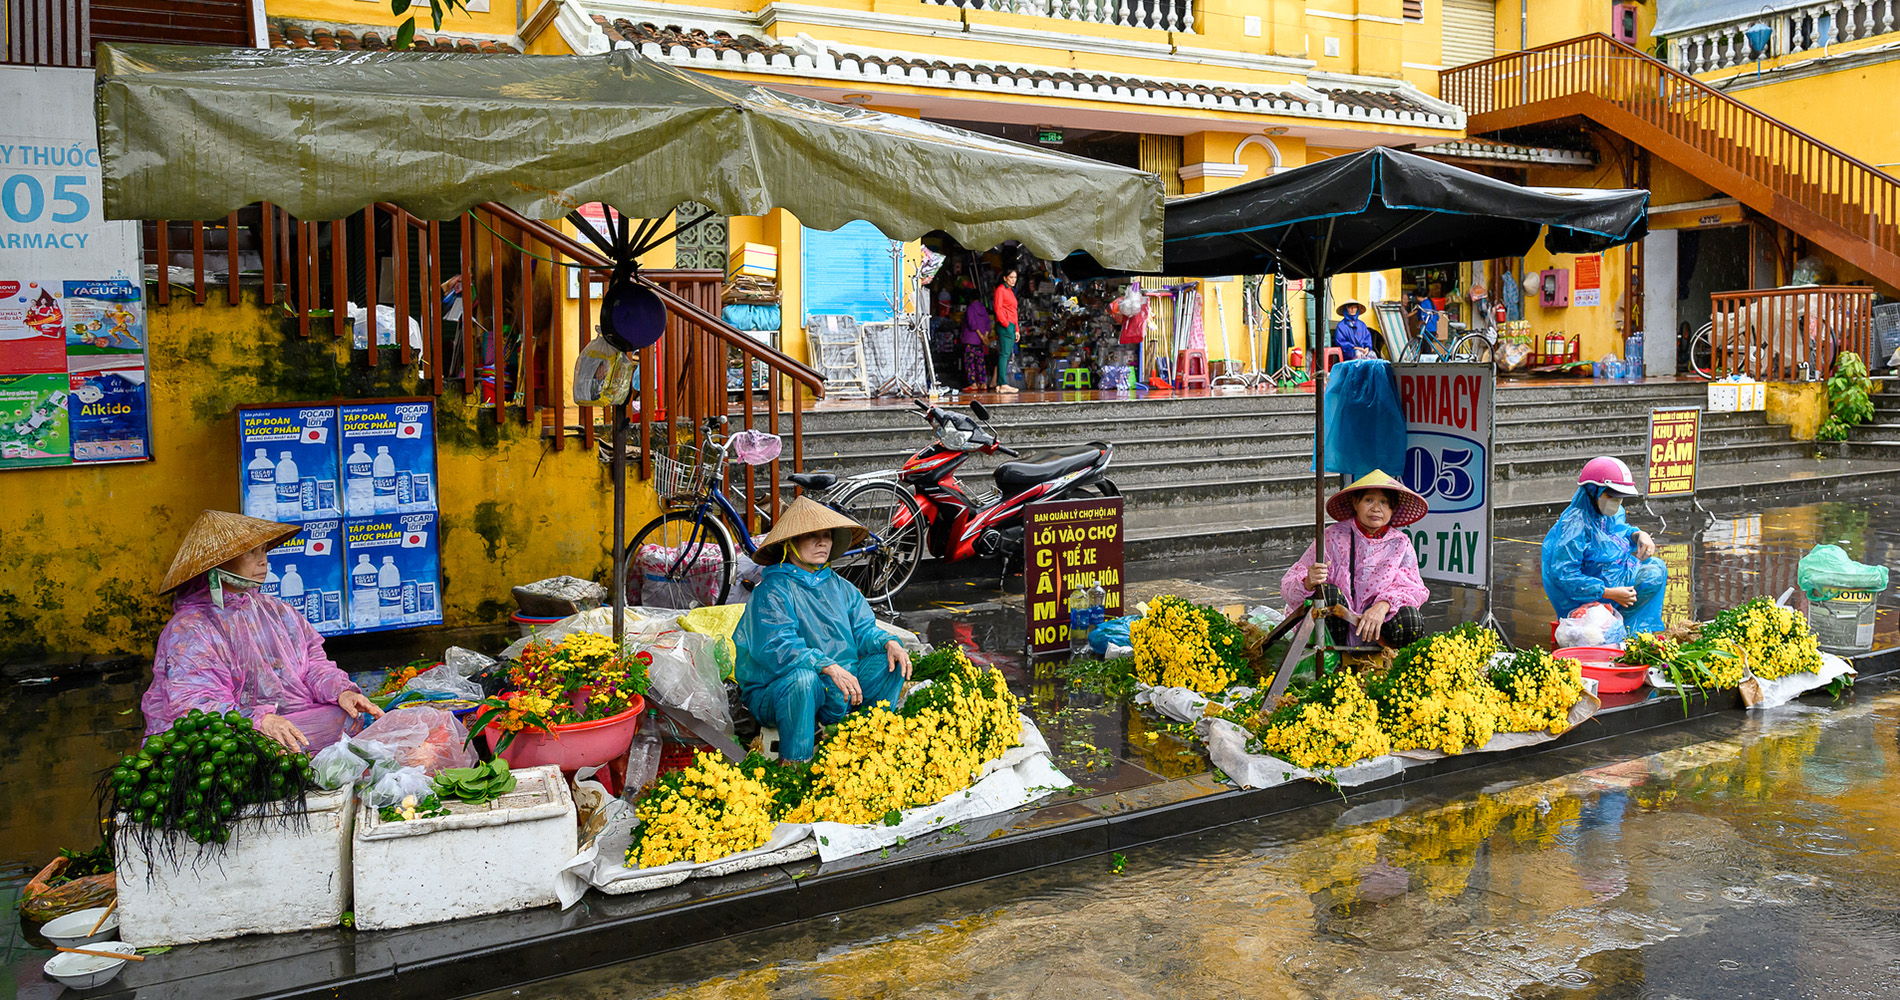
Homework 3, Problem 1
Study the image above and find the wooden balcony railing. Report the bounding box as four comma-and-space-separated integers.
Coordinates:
1710, 285, 1874, 380
1441, 34, 1900, 288
144, 203, 822, 526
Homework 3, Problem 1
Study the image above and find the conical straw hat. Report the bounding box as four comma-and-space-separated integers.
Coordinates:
1325, 470, 1429, 527
755, 497, 868, 566
160, 510, 301, 593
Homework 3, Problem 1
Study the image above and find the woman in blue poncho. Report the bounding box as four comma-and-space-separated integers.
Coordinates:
1333, 300, 1378, 360
735, 498, 912, 760
1541, 457, 1668, 635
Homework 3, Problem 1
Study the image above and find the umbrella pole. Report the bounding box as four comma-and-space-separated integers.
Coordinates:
612, 404, 629, 646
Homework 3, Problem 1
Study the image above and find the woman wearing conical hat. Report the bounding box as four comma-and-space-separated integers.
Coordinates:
733, 498, 912, 761
1281, 471, 1431, 649
141, 510, 383, 753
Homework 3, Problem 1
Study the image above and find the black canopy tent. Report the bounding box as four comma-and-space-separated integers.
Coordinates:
1074, 146, 1651, 690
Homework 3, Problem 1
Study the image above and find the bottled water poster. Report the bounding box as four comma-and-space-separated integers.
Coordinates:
344, 511, 443, 633
339, 401, 438, 517
237, 398, 440, 635
238, 405, 341, 521
263, 518, 346, 637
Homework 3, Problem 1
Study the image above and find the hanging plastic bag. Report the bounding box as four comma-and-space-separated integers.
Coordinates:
642, 631, 732, 735
1797, 543, 1891, 599
1321, 359, 1406, 482
573, 336, 633, 406
310, 737, 378, 791
400, 663, 486, 701
729, 429, 783, 466
1555, 602, 1626, 649
356, 707, 477, 776
365, 765, 435, 810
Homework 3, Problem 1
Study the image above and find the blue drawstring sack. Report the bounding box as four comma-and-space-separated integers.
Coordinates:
1320, 359, 1406, 482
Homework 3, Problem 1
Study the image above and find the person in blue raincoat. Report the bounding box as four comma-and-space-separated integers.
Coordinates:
1541, 456, 1668, 635
735, 498, 912, 760
1333, 300, 1378, 360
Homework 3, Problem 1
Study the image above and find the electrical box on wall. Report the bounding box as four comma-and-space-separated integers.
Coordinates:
1540, 269, 1572, 308
1612, 4, 1639, 44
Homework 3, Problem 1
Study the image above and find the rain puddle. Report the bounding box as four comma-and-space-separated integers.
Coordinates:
480, 689, 1900, 1000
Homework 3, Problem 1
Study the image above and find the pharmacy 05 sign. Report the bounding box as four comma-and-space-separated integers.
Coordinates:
1647, 408, 1700, 498
1024, 497, 1124, 654
1394, 364, 1494, 588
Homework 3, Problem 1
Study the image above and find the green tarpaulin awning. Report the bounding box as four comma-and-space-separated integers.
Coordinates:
94, 44, 1163, 271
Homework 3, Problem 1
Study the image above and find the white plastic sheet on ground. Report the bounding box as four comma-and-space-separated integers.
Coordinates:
1646, 652, 1856, 710
555, 716, 1068, 906
1139, 678, 1601, 790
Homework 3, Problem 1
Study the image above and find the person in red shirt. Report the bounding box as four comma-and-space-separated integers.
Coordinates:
993, 268, 1020, 393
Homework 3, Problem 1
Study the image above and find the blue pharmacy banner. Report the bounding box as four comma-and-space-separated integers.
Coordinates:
238, 405, 341, 521
339, 401, 437, 518
343, 511, 443, 634
262, 517, 346, 637
66, 368, 150, 463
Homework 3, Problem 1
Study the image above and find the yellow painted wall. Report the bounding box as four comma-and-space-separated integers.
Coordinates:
1708, 59, 1900, 178
0, 292, 656, 661
1518, 238, 1630, 363
268, 0, 519, 36
1766, 381, 1828, 441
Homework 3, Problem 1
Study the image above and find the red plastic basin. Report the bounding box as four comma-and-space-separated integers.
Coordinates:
486, 695, 645, 773
1554, 646, 1648, 693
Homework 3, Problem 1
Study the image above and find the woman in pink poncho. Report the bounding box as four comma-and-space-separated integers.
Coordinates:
1281, 471, 1431, 649
142, 510, 382, 752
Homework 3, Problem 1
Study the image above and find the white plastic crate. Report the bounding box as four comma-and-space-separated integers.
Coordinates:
115, 787, 354, 947
351, 764, 576, 930
1708, 382, 1740, 413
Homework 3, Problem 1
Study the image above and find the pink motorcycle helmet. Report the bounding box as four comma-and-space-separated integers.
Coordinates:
1578, 456, 1641, 497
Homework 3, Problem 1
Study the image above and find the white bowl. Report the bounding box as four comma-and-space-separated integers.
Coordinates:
42, 940, 135, 989
41, 907, 120, 948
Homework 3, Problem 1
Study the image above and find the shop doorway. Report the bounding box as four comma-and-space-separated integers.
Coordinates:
1676, 225, 1750, 341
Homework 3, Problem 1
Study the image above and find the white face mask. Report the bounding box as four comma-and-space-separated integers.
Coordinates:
1596, 494, 1623, 517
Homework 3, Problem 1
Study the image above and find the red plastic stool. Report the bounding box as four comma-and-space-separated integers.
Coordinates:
1175, 348, 1209, 389
1320, 347, 1344, 373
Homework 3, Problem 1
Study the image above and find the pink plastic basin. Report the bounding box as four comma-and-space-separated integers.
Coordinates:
1554, 645, 1648, 693
486, 695, 645, 772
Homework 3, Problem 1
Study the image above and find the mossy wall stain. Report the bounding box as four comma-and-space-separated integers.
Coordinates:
0, 292, 655, 662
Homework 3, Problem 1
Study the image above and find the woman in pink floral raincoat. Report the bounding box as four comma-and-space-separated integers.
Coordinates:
1280, 471, 1431, 649
142, 510, 382, 752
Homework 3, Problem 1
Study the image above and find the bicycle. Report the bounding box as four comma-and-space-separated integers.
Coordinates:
1397, 314, 1492, 363
626, 417, 925, 608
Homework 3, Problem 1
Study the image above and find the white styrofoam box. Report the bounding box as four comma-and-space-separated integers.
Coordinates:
115, 787, 354, 947
1743, 380, 1767, 411
1708, 382, 1740, 413
351, 764, 576, 930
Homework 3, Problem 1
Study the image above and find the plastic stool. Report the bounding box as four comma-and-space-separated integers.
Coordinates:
1061, 367, 1092, 390
1175, 348, 1209, 390
1320, 347, 1344, 373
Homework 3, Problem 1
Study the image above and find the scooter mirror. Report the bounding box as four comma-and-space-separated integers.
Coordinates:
969, 400, 992, 422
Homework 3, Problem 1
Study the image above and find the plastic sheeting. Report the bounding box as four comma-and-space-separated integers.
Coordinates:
1322, 359, 1406, 481
1797, 543, 1891, 598
93, 45, 1162, 271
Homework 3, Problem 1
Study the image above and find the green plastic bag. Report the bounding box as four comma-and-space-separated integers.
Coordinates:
1797, 543, 1890, 600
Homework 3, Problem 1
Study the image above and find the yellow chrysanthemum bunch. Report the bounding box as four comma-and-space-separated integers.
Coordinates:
1488, 648, 1585, 734
1367, 624, 1506, 755
629, 753, 779, 868
788, 659, 1022, 825
1705, 597, 1823, 681
1131, 595, 1249, 694
1253, 669, 1391, 769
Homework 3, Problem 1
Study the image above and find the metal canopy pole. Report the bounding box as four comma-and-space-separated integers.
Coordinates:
611, 405, 628, 646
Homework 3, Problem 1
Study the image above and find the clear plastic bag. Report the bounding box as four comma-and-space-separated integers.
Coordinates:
643, 631, 732, 735
366, 765, 435, 810
573, 336, 633, 406
401, 663, 485, 700
310, 738, 376, 791
356, 707, 477, 776
1556, 602, 1626, 648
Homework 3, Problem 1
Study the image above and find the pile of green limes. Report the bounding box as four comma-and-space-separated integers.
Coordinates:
107, 708, 314, 845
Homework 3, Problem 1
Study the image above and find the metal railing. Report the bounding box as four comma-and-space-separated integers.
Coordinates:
1710, 285, 1874, 380
1665, 0, 1898, 74
144, 203, 823, 528
921, 0, 1195, 32
1441, 34, 1900, 282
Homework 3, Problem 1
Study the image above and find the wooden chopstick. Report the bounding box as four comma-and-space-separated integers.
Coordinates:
87, 899, 118, 937
55, 946, 144, 962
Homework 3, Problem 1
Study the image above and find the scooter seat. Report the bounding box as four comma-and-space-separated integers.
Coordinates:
993, 446, 1099, 494
788, 471, 838, 492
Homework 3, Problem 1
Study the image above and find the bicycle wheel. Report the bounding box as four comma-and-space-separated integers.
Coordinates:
1688, 323, 1714, 379
1397, 337, 1424, 364
1447, 333, 1494, 364
829, 480, 925, 603
624, 509, 734, 609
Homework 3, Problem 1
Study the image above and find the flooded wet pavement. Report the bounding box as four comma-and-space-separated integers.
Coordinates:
479, 690, 1900, 1000
3, 486, 1898, 991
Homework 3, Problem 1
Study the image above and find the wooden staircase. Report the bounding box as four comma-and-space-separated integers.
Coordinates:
1442, 33, 1900, 292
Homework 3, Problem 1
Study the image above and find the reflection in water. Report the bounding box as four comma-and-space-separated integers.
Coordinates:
485, 692, 1900, 1000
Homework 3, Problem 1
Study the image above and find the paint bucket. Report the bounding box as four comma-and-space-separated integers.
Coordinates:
1808, 589, 1877, 653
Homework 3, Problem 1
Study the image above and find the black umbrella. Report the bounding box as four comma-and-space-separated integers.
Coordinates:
1081, 146, 1650, 690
